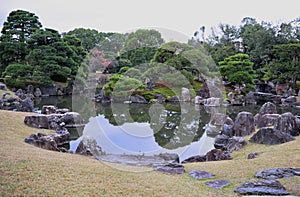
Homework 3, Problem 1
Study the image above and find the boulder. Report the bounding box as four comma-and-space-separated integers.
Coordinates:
189, 170, 215, 180
249, 127, 295, 145
274, 112, 299, 136
233, 112, 255, 136
34, 88, 42, 97
181, 155, 206, 163
130, 95, 148, 104
154, 93, 166, 103
15, 89, 26, 99
194, 96, 202, 104
214, 135, 247, 152
75, 135, 102, 157
205, 149, 232, 161
181, 87, 190, 102
61, 112, 84, 125
155, 163, 185, 174
256, 114, 280, 128
197, 82, 210, 99
27, 85, 34, 94
203, 97, 221, 107
221, 124, 234, 137
41, 105, 57, 114
245, 91, 256, 104
255, 168, 300, 179
234, 180, 289, 195
0, 84, 7, 90
259, 102, 277, 115
19, 97, 34, 112
24, 114, 50, 129
168, 96, 180, 103
205, 113, 227, 137
253, 92, 281, 104
24, 129, 70, 152
205, 180, 230, 189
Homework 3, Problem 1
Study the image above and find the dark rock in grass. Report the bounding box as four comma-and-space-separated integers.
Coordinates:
24, 114, 50, 129
233, 112, 255, 136
205, 180, 230, 189
234, 179, 289, 195
155, 163, 185, 174
274, 112, 299, 136
206, 149, 232, 161
221, 124, 234, 137
181, 155, 206, 163
19, 97, 34, 112
189, 170, 215, 180
255, 168, 300, 179
0, 84, 7, 90
248, 152, 259, 159
41, 105, 57, 114
249, 127, 295, 145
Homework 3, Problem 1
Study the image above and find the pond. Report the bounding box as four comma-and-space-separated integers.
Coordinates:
35, 96, 299, 164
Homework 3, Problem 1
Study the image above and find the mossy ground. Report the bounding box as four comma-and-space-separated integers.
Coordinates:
0, 110, 299, 196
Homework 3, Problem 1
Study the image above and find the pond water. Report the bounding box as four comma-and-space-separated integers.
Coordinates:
35, 96, 299, 164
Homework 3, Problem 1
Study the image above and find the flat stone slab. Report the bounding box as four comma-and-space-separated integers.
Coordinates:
188, 170, 215, 180
234, 179, 289, 195
255, 168, 300, 179
154, 163, 185, 174
205, 180, 230, 189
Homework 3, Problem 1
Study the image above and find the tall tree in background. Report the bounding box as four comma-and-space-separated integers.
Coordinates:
218, 53, 256, 88
0, 10, 42, 74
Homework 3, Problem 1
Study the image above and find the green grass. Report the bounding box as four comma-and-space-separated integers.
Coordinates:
0, 110, 299, 196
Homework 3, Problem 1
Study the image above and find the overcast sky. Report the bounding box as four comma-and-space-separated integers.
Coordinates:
0, 0, 299, 38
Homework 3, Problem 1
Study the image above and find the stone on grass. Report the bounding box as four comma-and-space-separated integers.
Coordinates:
234, 180, 289, 195
155, 163, 185, 174
189, 170, 215, 180
249, 127, 295, 145
75, 135, 102, 157
255, 168, 300, 179
205, 180, 230, 189
233, 112, 255, 136
274, 112, 299, 136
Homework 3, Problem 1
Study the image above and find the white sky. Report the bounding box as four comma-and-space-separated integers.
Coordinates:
0, 0, 299, 38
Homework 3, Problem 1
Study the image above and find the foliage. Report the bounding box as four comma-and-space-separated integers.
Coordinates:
0, 10, 42, 74
218, 53, 256, 87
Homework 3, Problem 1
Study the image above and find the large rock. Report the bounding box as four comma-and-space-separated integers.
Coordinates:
24, 129, 70, 152
234, 180, 289, 195
249, 127, 295, 145
155, 163, 185, 174
205, 149, 232, 161
24, 114, 50, 129
253, 92, 282, 104
256, 114, 280, 128
154, 93, 166, 103
27, 85, 34, 94
259, 102, 277, 115
233, 112, 255, 136
75, 135, 102, 157
214, 135, 247, 152
245, 91, 256, 104
197, 82, 210, 99
221, 124, 234, 137
203, 97, 221, 107
255, 168, 300, 179
181, 87, 190, 102
15, 89, 26, 99
130, 95, 148, 104
205, 113, 227, 137
19, 97, 34, 112
34, 88, 42, 97
274, 112, 299, 136
0, 84, 7, 90
41, 105, 57, 114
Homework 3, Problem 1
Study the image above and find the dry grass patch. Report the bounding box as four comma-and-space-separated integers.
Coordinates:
0, 110, 299, 196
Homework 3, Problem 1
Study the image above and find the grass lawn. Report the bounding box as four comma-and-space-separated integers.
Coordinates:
0, 110, 299, 196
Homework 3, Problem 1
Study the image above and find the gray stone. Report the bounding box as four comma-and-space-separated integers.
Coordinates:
256, 114, 280, 128
248, 152, 259, 159
234, 180, 289, 195
214, 135, 247, 152
189, 170, 215, 180
155, 163, 185, 174
255, 168, 300, 179
245, 91, 256, 104
197, 82, 210, 99
15, 89, 26, 99
24, 114, 50, 129
205, 180, 230, 189
274, 112, 299, 136
253, 92, 282, 104
0, 84, 7, 90
259, 102, 277, 115
130, 95, 148, 104
34, 88, 42, 97
221, 124, 234, 137
249, 127, 295, 145
41, 105, 57, 114
181, 155, 206, 163
27, 85, 34, 94
233, 112, 255, 136
205, 149, 232, 161
19, 97, 34, 112
75, 135, 102, 157
154, 93, 166, 103
203, 97, 221, 107
169, 96, 180, 103
181, 87, 190, 102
